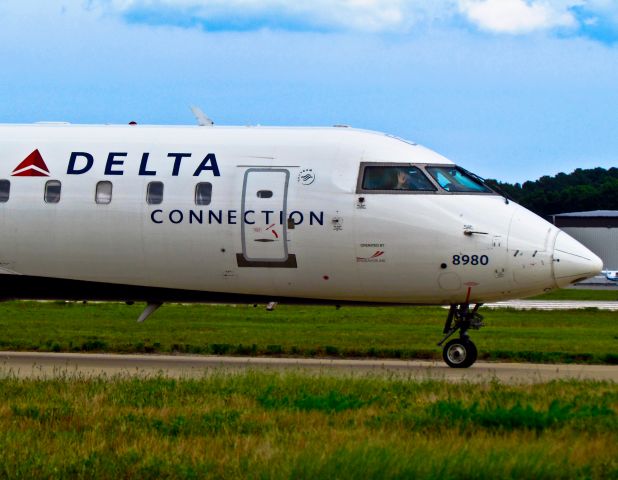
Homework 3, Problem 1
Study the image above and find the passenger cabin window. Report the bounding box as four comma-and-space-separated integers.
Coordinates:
0, 180, 10, 203
95, 181, 112, 204
195, 182, 212, 206
362, 166, 436, 192
425, 166, 492, 193
44, 180, 61, 203
147, 181, 164, 205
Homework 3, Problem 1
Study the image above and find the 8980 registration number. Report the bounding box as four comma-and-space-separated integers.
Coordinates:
452, 254, 489, 266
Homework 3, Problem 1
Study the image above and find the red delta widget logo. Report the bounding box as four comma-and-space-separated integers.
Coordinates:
11, 149, 221, 178
11, 150, 51, 177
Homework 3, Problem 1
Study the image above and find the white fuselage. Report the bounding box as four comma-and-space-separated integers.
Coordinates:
0, 124, 602, 304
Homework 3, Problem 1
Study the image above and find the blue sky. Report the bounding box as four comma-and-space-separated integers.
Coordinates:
1, 0, 617, 183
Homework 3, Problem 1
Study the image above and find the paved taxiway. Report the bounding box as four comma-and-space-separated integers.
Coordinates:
0, 352, 616, 384
484, 300, 618, 310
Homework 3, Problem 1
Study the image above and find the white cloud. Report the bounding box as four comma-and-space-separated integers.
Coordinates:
459, 0, 579, 34
89, 0, 618, 38
92, 0, 457, 32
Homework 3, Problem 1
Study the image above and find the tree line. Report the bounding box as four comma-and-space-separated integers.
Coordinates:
485, 167, 618, 218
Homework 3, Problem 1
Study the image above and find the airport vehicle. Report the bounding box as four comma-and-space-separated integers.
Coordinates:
602, 271, 618, 282
0, 122, 603, 367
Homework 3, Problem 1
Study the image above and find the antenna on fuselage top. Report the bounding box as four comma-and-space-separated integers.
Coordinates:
190, 106, 214, 126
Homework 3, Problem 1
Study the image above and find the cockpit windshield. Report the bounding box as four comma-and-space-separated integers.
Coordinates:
362, 166, 437, 192
425, 166, 492, 193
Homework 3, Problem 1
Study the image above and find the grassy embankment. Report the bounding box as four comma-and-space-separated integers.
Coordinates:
0, 373, 616, 479
0, 299, 616, 363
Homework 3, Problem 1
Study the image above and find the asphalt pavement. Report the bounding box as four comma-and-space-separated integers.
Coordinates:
484, 300, 618, 310
1, 351, 616, 384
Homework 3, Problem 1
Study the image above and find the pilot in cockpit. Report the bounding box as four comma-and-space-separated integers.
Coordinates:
362, 165, 437, 192
394, 169, 412, 190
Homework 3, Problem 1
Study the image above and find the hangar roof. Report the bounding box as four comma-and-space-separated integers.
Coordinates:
553, 210, 618, 228
554, 210, 618, 218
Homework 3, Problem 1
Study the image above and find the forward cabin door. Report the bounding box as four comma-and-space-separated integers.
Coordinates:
240, 168, 292, 265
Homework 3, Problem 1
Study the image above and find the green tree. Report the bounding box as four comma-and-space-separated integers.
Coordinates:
486, 167, 618, 217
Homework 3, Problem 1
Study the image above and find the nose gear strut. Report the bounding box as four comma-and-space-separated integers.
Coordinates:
438, 303, 484, 368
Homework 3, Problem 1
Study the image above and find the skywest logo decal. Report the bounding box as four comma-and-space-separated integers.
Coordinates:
12, 150, 51, 177
356, 250, 385, 263
357, 243, 386, 263
12, 151, 220, 177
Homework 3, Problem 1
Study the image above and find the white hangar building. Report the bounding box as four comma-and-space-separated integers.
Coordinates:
553, 210, 618, 270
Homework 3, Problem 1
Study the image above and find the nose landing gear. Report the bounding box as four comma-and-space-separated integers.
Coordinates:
438, 304, 484, 368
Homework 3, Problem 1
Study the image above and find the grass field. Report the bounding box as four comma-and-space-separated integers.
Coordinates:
0, 373, 615, 479
0, 300, 617, 364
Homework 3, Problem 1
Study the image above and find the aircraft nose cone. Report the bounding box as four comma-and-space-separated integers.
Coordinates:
553, 231, 603, 287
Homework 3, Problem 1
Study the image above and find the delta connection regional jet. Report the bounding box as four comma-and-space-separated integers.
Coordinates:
0, 120, 603, 367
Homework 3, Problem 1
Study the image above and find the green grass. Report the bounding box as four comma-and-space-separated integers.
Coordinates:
530, 288, 618, 301
0, 373, 616, 479
0, 300, 617, 364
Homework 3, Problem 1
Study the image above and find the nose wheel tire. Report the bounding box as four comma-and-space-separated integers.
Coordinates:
442, 338, 478, 368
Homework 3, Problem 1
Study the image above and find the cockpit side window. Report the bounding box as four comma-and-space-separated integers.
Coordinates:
425, 166, 492, 193
361, 166, 437, 192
